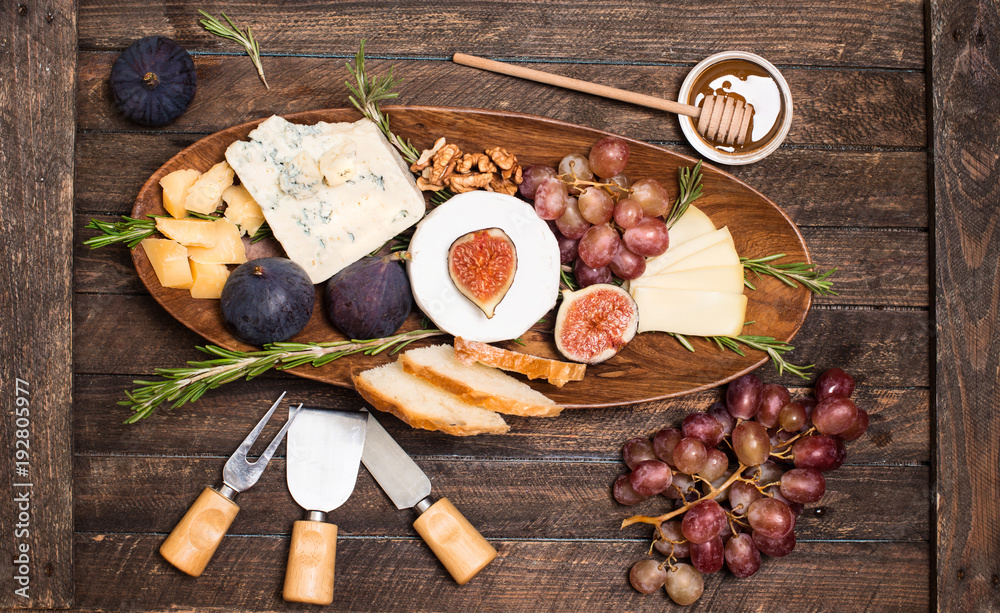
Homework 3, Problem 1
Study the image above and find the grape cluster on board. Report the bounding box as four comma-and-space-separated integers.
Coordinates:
614, 368, 868, 606
519, 137, 670, 286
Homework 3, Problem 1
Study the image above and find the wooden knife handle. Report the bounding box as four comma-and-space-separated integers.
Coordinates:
283, 520, 338, 605
413, 497, 497, 585
159, 487, 240, 577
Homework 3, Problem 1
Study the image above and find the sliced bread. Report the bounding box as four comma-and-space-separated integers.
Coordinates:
454, 337, 586, 387
352, 361, 509, 436
399, 344, 562, 417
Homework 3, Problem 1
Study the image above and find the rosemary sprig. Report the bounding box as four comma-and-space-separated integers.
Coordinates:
664, 160, 703, 228
198, 10, 269, 89
122, 329, 445, 423
346, 41, 421, 164
670, 332, 813, 379
742, 254, 837, 296
83, 216, 158, 249
250, 222, 272, 243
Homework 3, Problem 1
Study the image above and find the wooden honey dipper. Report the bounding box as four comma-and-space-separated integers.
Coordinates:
453, 53, 754, 147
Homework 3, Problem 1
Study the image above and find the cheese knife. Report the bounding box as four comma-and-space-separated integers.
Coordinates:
282, 407, 367, 605
361, 410, 497, 584
160, 392, 301, 577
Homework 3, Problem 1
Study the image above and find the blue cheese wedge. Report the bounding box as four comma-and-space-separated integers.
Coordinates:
225, 116, 425, 283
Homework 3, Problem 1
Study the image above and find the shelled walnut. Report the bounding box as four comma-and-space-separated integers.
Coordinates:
411, 138, 522, 195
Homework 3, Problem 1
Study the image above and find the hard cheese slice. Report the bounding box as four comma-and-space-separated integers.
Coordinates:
633, 287, 747, 337
186, 218, 247, 265
658, 240, 741, 274
189, 260, 230, 299
225, 116, 426, 283
644, 227, 733, 276
666, 205, 716, 250
630, 265, 745, 295
141, 238, 193, 289
155, 217, 218, 247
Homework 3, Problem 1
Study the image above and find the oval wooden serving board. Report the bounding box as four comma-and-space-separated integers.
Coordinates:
131, 106, 811, 408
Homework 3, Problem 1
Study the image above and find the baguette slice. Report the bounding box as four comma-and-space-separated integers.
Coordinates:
352, 361, 509, 436
400, 345, 562, 417
454, 337, 586, 387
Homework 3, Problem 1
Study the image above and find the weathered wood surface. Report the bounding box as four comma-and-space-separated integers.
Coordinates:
16, 0, 954, 609
0, 0, 76, 608
77, 53, 927, 149
73, 535, 929, 613
76, 0, 926, 69
930, 0, 1000, 611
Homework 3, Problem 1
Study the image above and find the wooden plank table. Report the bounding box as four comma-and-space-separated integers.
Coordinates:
1, 0, 997, 610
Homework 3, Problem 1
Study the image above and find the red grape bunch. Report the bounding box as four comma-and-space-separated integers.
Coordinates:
613, 367, 868, 605
518, 137, 673, 287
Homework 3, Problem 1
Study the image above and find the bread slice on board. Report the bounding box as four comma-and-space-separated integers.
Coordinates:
352, 361, 509, 436
400, 344, 562, 417
453, 337, 586, 387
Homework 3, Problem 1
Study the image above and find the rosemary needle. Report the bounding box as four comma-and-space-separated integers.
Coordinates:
198, 10, 269, 89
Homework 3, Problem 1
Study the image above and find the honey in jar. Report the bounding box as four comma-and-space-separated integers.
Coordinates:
688, 59, 785, 154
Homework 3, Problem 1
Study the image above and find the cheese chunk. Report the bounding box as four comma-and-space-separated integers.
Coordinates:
160, 169, 201, 219
155, 217, 218, 247
140, 238, 193, 289
667, 205, 716, 249
223, 185, 266, 236
184, 161, 235, 214
659, 240, 741, 274
225, 116, 426, 283
189, 260, 230, 299
186, 218, 247, 265
633, 287, 747, 337
630, 265, 745, 295
645, 227, 733, 276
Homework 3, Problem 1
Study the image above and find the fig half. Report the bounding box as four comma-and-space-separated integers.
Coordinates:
448, 227, 518, 319
554, 284, 639, 364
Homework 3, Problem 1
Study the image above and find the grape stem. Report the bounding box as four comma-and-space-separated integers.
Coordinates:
560, 174, 629, 197
621, 464, 748, 529
769, 426, 817, 459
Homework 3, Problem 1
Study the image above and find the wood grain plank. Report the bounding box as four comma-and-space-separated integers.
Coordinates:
77, 0, 925, 69
77, 54, 927, 148
0, 0, 76, 608
74, 373, 927, 464
74, 456, 928, 542
930, 0, 1000, 610
72, 534, 929, 612
74, 132, 930, 228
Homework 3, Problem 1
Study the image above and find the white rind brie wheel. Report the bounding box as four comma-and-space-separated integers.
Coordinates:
407, 191, 561, 342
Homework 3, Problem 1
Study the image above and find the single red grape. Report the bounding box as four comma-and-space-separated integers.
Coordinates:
815, 367, 856, 401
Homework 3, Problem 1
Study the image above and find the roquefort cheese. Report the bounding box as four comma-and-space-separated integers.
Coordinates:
225, 116, 426, 283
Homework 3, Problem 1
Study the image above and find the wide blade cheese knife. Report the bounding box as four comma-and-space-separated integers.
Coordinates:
283, 407, 366, 605
361, 410, 497, 585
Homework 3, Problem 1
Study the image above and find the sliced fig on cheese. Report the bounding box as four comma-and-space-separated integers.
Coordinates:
407, 191, 560, 343
448, 227, 517, 319
554, 284, 639, 364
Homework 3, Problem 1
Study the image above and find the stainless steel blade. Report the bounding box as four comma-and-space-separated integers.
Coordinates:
361, 411, 432, 510
286, 407, 366, 513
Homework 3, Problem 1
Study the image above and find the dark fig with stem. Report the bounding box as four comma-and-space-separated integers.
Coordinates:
325, 252, 414, 339
110, 36, 196, 127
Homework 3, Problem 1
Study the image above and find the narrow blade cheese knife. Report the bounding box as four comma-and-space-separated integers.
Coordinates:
283, 407, 366, 605
361, 410, 497, 584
